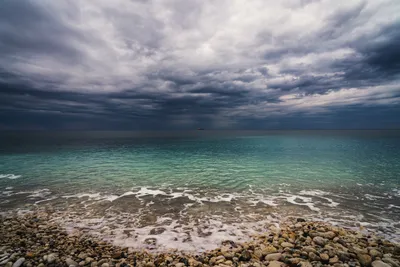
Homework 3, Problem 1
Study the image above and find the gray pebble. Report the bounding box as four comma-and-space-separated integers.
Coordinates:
12, 258, 25, 267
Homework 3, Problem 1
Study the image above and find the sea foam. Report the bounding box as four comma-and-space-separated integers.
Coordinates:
0, 174, 21, 179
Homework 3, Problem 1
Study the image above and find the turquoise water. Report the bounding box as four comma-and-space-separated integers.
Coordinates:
0, 130, 399, 250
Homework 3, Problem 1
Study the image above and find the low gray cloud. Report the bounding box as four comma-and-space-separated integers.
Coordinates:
0, 0, 399, 129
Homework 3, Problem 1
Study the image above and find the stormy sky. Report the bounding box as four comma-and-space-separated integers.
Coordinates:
0, 0, 399, 130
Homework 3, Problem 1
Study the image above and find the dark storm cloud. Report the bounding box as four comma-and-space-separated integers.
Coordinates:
0, 0, 399, 130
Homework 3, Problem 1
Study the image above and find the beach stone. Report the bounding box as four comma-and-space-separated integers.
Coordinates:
287, 258, 302, 265
320, 253, 329, 262
101, 264, 110, 267
179, 257, 190, 266
12, 258, 25, 267
254, 250, 263, 260
37, 264, 45, 267
78, 252, 87, 259
47, 253, 57, 263
313, 237, 327, 246
297, 218, 306, 222
263, 245, 278, 255
320, 231, 336, 239
358, 254, 372, 267
97, 259, 108, 266
25, 252, 34, 258
239, 250, 251, 261
265, 253, 282, 261
190, 259, 203, 267
66, 258, 78, 267
150, 227, 166, 235
175, 263, 185, 267
308, 252, 320, 261
112, 252, 126, 259
382, 258, 400, 267
369, 249, 382, 258
0, 259, 10, 265
5, 262, 12, 267
372, 261, 391, 267
223, 252, 234, 260
299, 261, 312, 267
281, 242, 294, 248
330, 256, 340, 264
303, 246, 317, 253
268, 261, 284, 267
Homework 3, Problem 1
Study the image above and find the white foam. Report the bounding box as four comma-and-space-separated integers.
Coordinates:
286, 195, 320, 212
299, 190, 328, 196
27, 189, 52, 198
392, 189, 400, 197
5, 187, 13, 190
135, 188, 169, 198
299, 190, 340, 207
1, 191, 13, 196
0, 174, 21, 179
364, 194, 386, 200
35, 196, 58, 204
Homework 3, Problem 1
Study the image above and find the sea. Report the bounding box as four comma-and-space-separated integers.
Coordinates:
0, 130, 399, 251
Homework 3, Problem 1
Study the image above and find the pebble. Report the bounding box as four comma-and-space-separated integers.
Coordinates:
239, 250, 251, 261
47, 253, 57, 263
101, 263, 110, 267
265, 253, 282, 261
78, 252, 87, 259
358, 254, 372, 267
370, 249, 382, 258
329, 256, 339, 264
299, 261, 313, 267
303, 246, 317, 253
313, 237, 327, 246
12, 258, 25, 267
66, 258, 78, 266
382, 258, 400, 267
309, 252, 320, 261
320, 253, 329, 262
268, 260, 284, 267
320, 231, 336, 239
372, 260, 391, 267
281, 242, 294, 248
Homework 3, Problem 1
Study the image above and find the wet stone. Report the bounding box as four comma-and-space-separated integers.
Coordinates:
313, 237, 327, 246
239, 250, 251, 262
371, 261, 391, 267
150, 227, 166, 235
265, 253, 282, 261
12, 258, 25, 267
358, 254, 372, 267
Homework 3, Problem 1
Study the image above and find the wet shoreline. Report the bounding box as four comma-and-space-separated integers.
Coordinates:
1, 208, 399, 267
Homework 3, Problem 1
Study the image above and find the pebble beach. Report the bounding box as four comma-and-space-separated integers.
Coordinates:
1, 209, 399, 267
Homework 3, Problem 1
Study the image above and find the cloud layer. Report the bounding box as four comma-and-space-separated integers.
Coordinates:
0, 0, 399, 129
